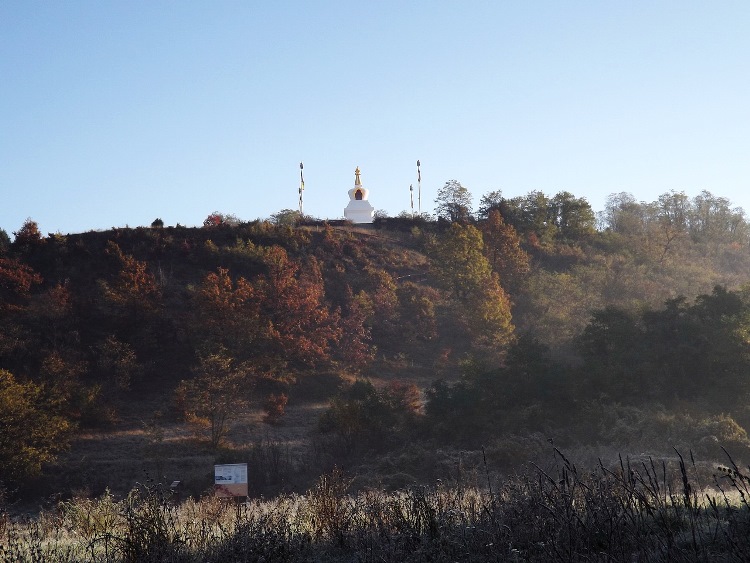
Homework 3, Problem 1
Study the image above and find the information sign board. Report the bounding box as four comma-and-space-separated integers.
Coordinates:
214, 463, 248, 498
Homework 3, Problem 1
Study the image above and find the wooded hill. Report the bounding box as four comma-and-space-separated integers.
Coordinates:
3, 187, 750, 499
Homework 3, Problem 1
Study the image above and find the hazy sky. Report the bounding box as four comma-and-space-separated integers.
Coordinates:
2, 1, 749, 235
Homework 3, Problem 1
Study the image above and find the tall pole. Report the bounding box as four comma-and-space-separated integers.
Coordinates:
410, 184, 414, 216
416, 160, 422, 215
298, 162, 305, 214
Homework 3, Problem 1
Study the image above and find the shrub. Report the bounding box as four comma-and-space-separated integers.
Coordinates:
319, 380, 421, 455
263, 393, 288, 425
0, 369, 73, 484
203, 212, 241, 228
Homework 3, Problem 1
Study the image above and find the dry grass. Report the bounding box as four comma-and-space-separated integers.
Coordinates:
5, 451, 750, 562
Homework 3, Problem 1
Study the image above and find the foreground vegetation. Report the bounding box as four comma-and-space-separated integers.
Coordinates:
4, 451, 750, 562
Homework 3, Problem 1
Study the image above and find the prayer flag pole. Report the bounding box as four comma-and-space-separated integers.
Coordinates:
298, 162, 305, 214
416, 160, 422, 214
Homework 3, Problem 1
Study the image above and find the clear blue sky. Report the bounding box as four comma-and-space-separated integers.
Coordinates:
2, 1, 749, 235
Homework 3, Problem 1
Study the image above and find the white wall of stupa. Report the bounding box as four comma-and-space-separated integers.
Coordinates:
344, 167, 375, 224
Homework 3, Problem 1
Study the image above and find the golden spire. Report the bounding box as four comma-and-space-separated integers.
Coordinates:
354, 166, 362, 185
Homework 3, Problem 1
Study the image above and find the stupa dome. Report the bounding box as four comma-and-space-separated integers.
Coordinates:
344, 166, 375, 224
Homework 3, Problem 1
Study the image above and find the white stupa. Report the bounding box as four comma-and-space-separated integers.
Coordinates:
344, 167, 375, 223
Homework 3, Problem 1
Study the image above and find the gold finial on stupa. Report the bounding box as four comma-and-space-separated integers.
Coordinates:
354, 166, 362, 186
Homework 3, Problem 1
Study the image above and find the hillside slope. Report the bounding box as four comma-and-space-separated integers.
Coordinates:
4, 211, 750, 501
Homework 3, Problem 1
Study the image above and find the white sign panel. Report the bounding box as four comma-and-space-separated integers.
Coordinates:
214, 463, 248, 485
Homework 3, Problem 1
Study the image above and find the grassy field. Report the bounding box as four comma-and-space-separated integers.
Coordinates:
4, 450, 750, 562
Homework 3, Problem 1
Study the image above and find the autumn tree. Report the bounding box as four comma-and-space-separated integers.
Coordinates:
476, 190, 504, 220
28, 282, 83, 396
175, 348, 251, 449
502, 191, 558, 244
203, 212, 224, 227
431, 223, 514, 351
193, 248, 346, 376
513, 268, 598, 355
192, 267, 259, 354
336, 285, 373, 368
550, 191, 596, 239
0, 257, 43, 364
255, 247, 341, 369
12, 218, 42, 247
396, 282, 439, 343
435, 180, 473, 223
688, 190, 748, 245
601, 192, 647, 235
648, 191, 691, 263
480, 209, 530, 290
472, 273, 515, 350
431, 223, 492, 300
100, 241, 161, 325
353, 266, 399, 341
0, 369, 73, 483
0, 256, 43, 314
0, 229, 10, 253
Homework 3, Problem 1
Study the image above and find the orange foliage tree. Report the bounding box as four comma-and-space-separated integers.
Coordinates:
480, 209, 530, 291
0, 257, 43, 363
193, 245, 360, 378
0, 256, 43, 314
100, 242, 161, 324
254, 246, 341, 368
193, 266, 260, 354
